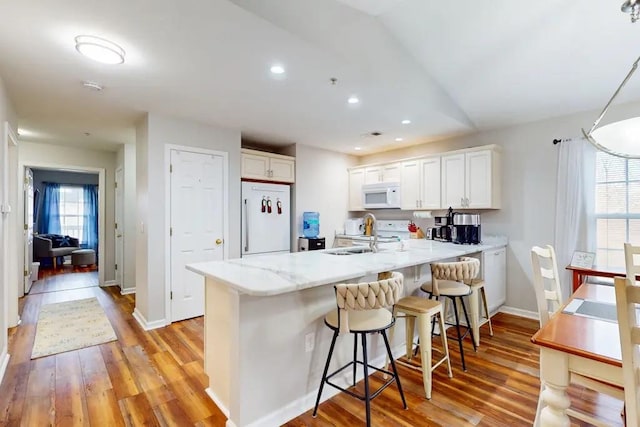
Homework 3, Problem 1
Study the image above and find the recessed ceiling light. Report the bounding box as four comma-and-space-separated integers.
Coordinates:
75, 35, 125, 64
270, 64, 285, 74
354, 147, 362, 151
401, 119, 411, 125
348, 96, 360, 104
82, 81, 103, 91
395, 137, 403, 142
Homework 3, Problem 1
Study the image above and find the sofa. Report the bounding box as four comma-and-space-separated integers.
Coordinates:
34, 234, 81, 268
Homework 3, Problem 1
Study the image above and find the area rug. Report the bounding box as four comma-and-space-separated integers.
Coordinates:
31, 297, 117, 359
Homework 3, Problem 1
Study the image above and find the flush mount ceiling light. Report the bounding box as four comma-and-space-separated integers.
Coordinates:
354, 146, 362, 151
75, 35, 125, 64
401, 119, 411, 125
347, 96, 359, 104
582, 55, 640, 158
395, 137, 403, 142
622, 0, 640, 22
270, 64, 285, 74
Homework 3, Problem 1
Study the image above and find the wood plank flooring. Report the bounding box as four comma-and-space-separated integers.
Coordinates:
0, 271, 625, 426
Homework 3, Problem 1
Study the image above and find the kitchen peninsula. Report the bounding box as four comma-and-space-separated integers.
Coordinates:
187, 238, 507, 427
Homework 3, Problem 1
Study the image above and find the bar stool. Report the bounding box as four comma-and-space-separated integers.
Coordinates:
389, 296, 453, 399
420, 257, 483, 371
313, 272, 407, 427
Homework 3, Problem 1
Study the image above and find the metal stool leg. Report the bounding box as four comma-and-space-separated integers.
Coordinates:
480, 287, 494, 336
459, 297, 477, 352
381, 329, 407, 409
361, 332, 371, 427
451, 297, 467, 371
313, 330, 339, 417
353, 333, 358, 386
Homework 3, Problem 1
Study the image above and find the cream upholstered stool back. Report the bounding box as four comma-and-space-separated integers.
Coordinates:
313, 272, 407, 427
421, 257, 485, 371
332, 272, 403, 335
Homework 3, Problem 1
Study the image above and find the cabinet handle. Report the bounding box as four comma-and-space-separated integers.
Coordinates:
461, 197, 464, 206
416, 201, 419, 208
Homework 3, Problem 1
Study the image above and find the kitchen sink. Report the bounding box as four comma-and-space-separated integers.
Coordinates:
323, 246, 378, 256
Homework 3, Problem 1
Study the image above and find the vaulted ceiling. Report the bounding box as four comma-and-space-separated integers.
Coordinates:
0, 0, 637, 154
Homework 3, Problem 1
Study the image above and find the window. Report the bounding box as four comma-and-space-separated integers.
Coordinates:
595, 152, 640, 268
58, 185, 85, 242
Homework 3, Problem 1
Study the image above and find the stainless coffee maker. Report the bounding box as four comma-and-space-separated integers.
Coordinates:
451, 213, 481, 244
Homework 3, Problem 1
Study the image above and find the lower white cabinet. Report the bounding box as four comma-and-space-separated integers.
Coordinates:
482, 247, 506, 312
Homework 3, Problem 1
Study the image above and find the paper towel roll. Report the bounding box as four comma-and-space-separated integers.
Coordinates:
413, 211, 432, 219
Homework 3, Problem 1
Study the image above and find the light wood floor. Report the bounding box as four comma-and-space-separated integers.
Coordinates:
0, 271, 625, 426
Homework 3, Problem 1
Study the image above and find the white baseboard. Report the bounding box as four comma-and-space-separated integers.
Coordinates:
499, 305, 538, 320
132, 308, 166, 331
102, 280, 118, 287
206, 388, 230, 417
120, 287, 136, 295
0, 347, 10, 385
244, 342, 406, 427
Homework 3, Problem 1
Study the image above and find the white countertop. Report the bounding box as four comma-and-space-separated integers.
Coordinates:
187, 236, 508, 297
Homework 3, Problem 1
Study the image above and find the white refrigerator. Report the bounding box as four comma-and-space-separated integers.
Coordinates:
241, 182, 291, 257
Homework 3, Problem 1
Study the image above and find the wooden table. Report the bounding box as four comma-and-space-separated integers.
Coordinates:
565, 264, 635, 293
531, 283, 623, 426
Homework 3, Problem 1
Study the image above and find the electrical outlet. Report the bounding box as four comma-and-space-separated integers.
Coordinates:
305, 332, 315, 352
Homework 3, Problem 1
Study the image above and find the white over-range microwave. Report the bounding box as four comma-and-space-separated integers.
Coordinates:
362, 182, 402, 209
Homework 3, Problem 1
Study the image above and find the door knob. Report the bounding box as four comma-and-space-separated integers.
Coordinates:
216, 239, 223, 245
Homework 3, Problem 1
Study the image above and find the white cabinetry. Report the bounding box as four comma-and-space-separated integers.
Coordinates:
401, 157, 441, 210
441, 147, 501, 209
482, 247, 506, 312
364, 163, 400, 184
241, 149, 295, 183
348, 167, 365, 211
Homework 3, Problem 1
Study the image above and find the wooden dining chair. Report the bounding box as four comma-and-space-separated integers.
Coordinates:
531, 245, 624, 426
616, 243, 640, 427
530, 245, 564, 327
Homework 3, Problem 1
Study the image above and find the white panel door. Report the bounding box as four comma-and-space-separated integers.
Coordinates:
115, 167, 124, 288
170, 149, 224, 321
420, 157, 441, 209
441, 153, 465, 209
24, 168, 34, 293
400, 160, 420, 209
466, 150, 492, 208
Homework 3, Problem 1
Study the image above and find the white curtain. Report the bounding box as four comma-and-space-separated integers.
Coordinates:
554, 138, 597, 298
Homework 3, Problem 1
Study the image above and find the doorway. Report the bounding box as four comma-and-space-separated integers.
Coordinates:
26, 168, 101, 292
166, 146, 228, 322
19, 164, 106, 298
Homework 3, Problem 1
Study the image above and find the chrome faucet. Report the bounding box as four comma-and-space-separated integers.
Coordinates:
363, 212, 378, 252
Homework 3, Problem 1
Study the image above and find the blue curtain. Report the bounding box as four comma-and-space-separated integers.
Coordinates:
40, 183, 61, 235
82, 184, 99, 254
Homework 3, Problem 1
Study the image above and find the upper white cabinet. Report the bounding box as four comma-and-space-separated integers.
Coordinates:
401, 157, 441, 210
241, 149, 295, 183
442, 147, 501, 209
364, 163, 400, 184
348, 167, 365, 211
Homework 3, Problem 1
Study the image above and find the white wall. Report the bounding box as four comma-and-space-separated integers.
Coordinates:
135, 113, 241, 327
116, 144, 136, 294
0, 74, 17, 382
358, 100, 640, 312
290, 144, 358, 249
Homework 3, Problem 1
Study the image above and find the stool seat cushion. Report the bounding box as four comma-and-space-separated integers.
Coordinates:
325, 308, 393, 332
395, 296, 442, 314
421, 280, 471, 297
